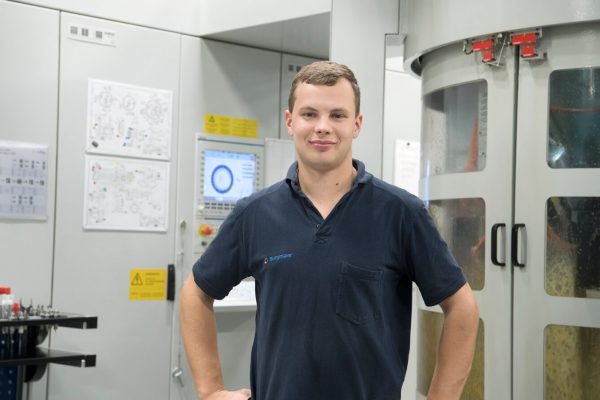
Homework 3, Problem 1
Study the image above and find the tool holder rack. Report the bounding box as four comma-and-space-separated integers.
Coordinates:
0, 314, 97, 400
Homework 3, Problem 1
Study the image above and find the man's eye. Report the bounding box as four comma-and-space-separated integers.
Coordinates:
303, 112, 316, 118
332, 114, 345, 119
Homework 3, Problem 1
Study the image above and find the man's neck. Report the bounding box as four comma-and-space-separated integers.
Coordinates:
297, 160, 357, 217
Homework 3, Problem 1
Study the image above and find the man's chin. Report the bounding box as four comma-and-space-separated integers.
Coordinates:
298, 156, 346, 173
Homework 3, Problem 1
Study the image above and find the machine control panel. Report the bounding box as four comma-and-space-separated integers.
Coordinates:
193, 135, 264, 256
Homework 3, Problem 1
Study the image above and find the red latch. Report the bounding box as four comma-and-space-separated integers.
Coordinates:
463, 33, 507, 66
511, 30, 541, 59
511, 32, 537, 45
471, 38, 496, 63
521, 44, 537, 58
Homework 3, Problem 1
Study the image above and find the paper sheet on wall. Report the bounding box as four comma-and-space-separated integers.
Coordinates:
264, 138, 296, 186
0, 141, 49, 220
86, 79, 173, 160
394, 140, 421, 196
83, 156, 169, 231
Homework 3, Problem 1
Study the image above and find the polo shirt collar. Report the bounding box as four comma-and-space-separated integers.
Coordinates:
285, 159, 371, 194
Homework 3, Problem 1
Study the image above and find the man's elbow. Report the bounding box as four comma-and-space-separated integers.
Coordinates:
465, 287, 479, 324
461, 286, 480, 333
442, 284, 480, 336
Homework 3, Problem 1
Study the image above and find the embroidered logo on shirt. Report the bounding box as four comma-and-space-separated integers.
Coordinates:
264, 253, 293, 264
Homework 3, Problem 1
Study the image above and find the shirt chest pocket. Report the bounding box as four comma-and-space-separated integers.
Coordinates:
335, 262, 383, 325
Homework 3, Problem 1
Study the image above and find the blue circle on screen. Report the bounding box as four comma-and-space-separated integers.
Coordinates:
211, 165, 234, 194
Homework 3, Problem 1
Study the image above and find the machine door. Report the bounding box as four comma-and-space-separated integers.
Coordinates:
50, 13, 181, 400
513, 22, 600, 399
417, 42, 516, 399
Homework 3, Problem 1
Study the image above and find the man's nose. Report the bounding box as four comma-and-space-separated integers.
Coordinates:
314, 116, 331, 134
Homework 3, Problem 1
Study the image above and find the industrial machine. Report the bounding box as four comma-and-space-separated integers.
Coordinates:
0, 1, 310, 399
403, 2, 600, 398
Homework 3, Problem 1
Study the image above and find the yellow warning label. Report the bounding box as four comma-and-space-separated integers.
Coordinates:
204, 113, 258, 138
129, 269, 167, 301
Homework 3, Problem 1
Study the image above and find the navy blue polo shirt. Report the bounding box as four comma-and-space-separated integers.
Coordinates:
193, 159, 466, 400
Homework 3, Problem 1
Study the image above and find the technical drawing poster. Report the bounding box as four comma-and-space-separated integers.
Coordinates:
0, 141, 49, 220
83, 156, 169, 231
86, 79, 173, 160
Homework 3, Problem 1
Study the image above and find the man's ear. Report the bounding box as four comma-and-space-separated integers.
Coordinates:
353, 114, 363, 139
285, 110, 293, 136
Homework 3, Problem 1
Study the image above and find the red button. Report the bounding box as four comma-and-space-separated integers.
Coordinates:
199, 224, 214, 237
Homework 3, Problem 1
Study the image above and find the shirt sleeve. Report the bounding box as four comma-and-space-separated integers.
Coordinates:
192, 201, 251, 300
406, 203, 467, 307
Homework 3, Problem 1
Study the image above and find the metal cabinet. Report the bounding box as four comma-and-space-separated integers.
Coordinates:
0, 0, 59, 321
50, 13, 181, 400
0, 1, 60, 398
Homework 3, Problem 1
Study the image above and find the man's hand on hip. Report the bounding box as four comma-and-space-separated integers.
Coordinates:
204, 388, 252, 400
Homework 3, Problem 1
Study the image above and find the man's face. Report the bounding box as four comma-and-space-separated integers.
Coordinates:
285, 79, 362, 173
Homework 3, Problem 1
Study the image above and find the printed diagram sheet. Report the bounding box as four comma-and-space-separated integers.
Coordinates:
87, 79, 173, 160
84, 156, 169, 231
0, 141, 49, 220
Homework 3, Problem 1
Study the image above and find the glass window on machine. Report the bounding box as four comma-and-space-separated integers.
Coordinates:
421, 80, 488, 176
417, 310, 485, 399
428, 198, 485, 290
546, 197, 600, 299
548, 67, 600, 168
544, 324, 600, 399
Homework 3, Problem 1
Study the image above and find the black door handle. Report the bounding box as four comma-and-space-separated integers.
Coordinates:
491, 223, 506, 266
167, 264, 175, 301
511, 224, 526, 267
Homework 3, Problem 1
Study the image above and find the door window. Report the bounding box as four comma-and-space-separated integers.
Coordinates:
546, 197, 600, 299
422, 81, 488, 176
428, 198, 486, 290
548, 67, 600, 169
417, 310, 485, 399
544, 324, 600, 399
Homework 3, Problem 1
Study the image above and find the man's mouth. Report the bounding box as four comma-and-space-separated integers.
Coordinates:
309, 140, 336, 151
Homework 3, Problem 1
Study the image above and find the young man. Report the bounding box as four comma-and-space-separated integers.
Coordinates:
180, 61, 479, 400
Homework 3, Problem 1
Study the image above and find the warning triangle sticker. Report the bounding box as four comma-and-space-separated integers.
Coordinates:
209, 116, 216, 123
131, 273, 144, 286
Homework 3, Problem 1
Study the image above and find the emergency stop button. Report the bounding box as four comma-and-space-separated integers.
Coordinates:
199, 224, 214, 237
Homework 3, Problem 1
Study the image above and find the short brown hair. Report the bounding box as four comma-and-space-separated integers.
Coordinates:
288, 61, 361, 116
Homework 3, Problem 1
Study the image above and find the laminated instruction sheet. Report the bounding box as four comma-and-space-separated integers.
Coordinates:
394, 140, 421, 196
83, 155, 169, 231
86, 79, 173, 160
0, 141, 49, 220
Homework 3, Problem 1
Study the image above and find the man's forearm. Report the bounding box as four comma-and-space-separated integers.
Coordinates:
428, 284, 479, 400
180, 274, 225, 398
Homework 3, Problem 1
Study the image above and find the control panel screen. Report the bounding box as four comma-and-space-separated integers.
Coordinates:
203, 150, 256, 203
